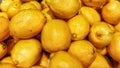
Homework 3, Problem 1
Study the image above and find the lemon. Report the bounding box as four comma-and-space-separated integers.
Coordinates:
48, 51, 83, 68
0, 0, 21, 12
9, 9, 46, 39
68, 15, 90, 40
11, 39, 42, 67
19, 1, 41, 10
108, 32, 120, 62
68, 40, 96, 67
7, 1, 21, 18
102, 0, 120, 25
0, 0, 14, 12
46, 0, 81, 19
82, 0, 108, 8
88, 53, 112, 68
88, 22, 115, 48
79, 6, 101, 25
0, 16, 9, 42
41, 19, 71, 52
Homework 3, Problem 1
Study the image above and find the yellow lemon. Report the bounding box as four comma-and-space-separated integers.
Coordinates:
0, 0, 21, 12
46, 0, 81, 19
19, 1, 40, 10
11, 39, 42, 67
107, 32, 120, 62
9, 9, 45, 39
68, 40, 96, 67
102, 0, 120, 25
79, 6, 101, 25
88, 22, 115, 48
48, 51, 83, 68
0, 0, 13, 12
68, 15, 90, 40
0, 16, 9, 42
41, 19, 71, 52
7, 1, 21, 18
88, 53, 112, 68
82, 0, 108, 8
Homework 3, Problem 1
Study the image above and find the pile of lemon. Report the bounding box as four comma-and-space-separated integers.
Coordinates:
0, 0, 120, 68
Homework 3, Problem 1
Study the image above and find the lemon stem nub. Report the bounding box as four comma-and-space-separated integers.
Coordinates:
72, 33, 77, 39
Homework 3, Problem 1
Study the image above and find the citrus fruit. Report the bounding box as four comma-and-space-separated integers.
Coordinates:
0, 16, 9, 42
108, 32, 120, 62
102, 0, 120, 25
79, 6, 101, 25
88, 22, 115, 48
9, 9, 45, 39
11, 39, 42, 67
48, 51, 83, 68
82, 0, 108, 8
19, 1, 39, 10
68, 15, 90, 40
88, 53, 112, 68
7, 1, 21, 18
68, 40, 96, 67
41, 19, 71, 52
46, 0, 81, 19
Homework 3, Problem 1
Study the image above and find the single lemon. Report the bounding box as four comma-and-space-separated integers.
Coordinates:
9, 9, 45, 39
11, 39, 42, 67
68, 40, 97, 67
68, 15, 90, 40
41, 19, 71, 52
48, 51, 83, 68
46, 0, 81, 19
